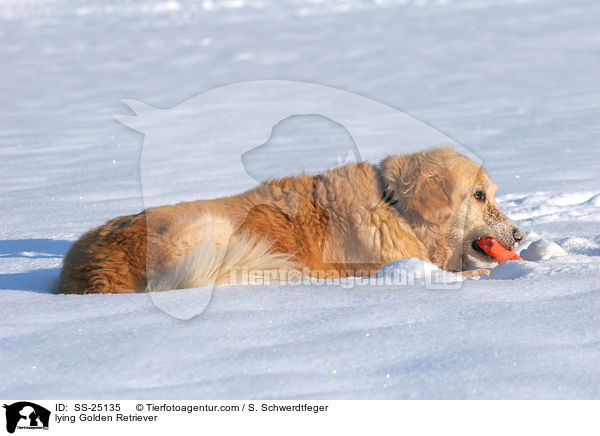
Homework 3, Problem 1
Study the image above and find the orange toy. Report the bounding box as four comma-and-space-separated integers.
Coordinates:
477, 237, 523, 264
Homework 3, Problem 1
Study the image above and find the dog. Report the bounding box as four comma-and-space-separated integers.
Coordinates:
56, 147, 525, 294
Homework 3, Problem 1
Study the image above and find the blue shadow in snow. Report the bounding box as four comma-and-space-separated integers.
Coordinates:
0, 239, 72, 258
0, 268, 61, 293
0, 239, 72, 293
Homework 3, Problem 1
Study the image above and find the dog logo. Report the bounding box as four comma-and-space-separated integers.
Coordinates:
3, 402, 50, 433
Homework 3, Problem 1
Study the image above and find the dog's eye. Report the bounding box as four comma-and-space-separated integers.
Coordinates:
473, 190, 486, 202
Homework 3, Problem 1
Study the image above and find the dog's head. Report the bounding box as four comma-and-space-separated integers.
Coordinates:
380, 147, 525, 271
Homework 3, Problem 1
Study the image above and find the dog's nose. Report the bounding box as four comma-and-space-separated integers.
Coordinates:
512, 228, 525, 243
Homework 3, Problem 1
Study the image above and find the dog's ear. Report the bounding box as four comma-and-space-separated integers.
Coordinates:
381, 149, 455, 225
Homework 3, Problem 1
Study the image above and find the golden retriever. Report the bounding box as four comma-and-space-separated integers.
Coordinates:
56, 147, 524, 293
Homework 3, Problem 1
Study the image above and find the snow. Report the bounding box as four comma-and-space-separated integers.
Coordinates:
376, 258, 464, 287
485, 261, 546, 280
1, 0, 600, 399
520, 239, 567, 261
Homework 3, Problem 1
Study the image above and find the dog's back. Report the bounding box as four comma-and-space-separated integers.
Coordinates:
56, 161, 427, 294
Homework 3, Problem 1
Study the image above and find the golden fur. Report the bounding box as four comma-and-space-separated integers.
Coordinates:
56, 147, 524, 294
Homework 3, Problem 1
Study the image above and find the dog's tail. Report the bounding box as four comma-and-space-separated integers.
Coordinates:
145, 213, 299, 291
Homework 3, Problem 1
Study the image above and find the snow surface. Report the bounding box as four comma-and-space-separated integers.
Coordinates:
1, 0, 600, 399
520, 238, 567, 261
